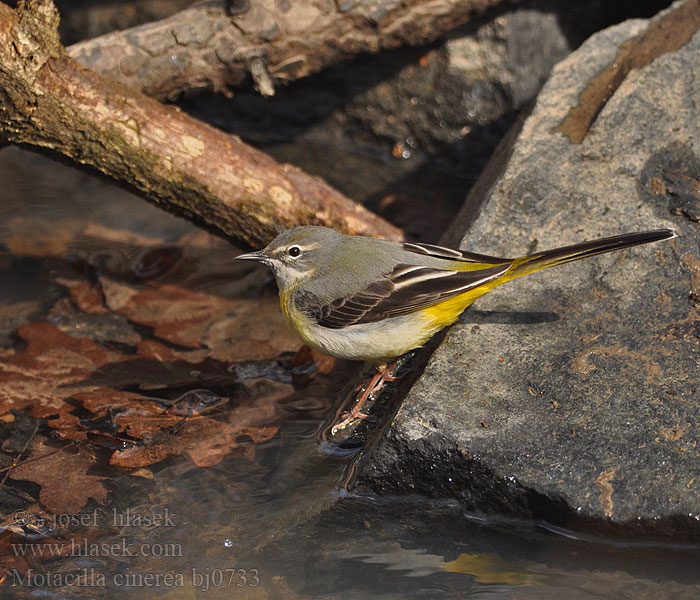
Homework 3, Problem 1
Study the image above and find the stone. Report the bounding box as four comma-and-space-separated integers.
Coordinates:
355, 4, 700, 539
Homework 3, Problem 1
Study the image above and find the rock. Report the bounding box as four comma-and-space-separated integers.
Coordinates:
355, 3, 700, 539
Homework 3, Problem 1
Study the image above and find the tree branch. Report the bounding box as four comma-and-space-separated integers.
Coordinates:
0, 0, 402, 247
67, 0, 511, 100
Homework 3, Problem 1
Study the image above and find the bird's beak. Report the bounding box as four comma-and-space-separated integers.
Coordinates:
235, 250, 267, 262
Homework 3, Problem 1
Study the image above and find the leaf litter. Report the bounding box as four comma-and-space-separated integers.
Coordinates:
0, 221, 334, 562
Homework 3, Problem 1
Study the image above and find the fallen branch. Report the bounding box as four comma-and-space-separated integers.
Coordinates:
67, 0, 510, 99
0, 0, 402, 247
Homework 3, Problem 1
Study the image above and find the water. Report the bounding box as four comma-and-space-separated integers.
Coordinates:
0, 147, 699, 599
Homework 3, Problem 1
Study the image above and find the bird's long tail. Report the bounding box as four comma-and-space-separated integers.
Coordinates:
505, 228, 676, 281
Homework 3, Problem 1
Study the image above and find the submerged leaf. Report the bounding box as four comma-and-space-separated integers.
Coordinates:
0, 221, 314, 513
9, 437, 109, 514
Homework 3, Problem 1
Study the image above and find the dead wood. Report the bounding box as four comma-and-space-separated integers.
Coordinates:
67, 0, 511, 100
0, 0, 402, 247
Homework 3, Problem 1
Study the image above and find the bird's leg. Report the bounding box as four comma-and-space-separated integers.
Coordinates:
332, 358, 400, 433
344, 368, 385, 420
381, 367, 401, 383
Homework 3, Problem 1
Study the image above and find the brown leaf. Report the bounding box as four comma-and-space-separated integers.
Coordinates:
0, 506, 110, 580
0, 322, 119, 416
0, 319, 286, 469
107, 416, 278, 468
0, 321, 240, 434
54, 277, 110, 314
136, 339, 208, 364
1, 225, 303, 485
108, 383, 286, 468
50, 223, 300, 360
99, 276, 139, 311
106, 281, 235, 348
291, 345, 336, 375
100, 276, 299, 361
9, 437, 109, 514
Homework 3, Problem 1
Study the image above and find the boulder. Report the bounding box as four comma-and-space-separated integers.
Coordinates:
355, 2, 700, 539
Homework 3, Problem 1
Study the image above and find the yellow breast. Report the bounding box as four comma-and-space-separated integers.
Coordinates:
278, 288, 470, 365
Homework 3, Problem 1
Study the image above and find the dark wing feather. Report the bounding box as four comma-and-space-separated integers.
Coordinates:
402, 241, 509, 264
293, 281, 393, 329
293, 263, 510, 329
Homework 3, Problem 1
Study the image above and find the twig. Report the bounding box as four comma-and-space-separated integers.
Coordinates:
0, 443, 71, 476
0, 1, 403, 248
0, 424, 39, 487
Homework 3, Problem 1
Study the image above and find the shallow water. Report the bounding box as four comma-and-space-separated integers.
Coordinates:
0, 147, 699, 599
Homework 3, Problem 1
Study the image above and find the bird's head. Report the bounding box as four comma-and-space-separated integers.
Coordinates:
236, 226, 341, 290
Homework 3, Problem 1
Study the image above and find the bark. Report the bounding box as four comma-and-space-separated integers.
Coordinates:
67, 0, 513, 100
0, 0, 402, 247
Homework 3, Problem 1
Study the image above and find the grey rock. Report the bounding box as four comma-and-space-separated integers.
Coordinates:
356, 9, 700, 538
336, 1, 575, 168
53, 313, 141, 346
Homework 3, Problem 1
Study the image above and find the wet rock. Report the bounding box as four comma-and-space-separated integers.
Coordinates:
338, 2, 574, 167
355, 4, 700, 539
51, 312, 141, 346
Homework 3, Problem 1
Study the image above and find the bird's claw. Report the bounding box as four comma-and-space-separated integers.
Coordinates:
331, 410, 374, 434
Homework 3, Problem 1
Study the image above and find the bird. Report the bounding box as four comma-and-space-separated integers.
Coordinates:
236, 225, 676, 431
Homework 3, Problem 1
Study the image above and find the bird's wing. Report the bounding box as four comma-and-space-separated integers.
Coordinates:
294, 262, 511, 329
401, 241, 510, 265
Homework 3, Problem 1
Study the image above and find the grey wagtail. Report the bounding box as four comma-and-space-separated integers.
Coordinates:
236, 225, 676, 430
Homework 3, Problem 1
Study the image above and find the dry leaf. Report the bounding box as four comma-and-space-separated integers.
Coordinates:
0, 322, 119, 416
9, 437, 109, 514
108, 384, 286, 468
1, 222, 306, 513
53, 277, 110, 314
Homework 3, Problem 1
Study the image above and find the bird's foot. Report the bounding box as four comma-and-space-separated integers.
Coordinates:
330, 358, 401, 434
331, 409, 374, 434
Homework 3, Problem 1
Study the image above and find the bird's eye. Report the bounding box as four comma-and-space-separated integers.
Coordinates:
287, 246, 301, 258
